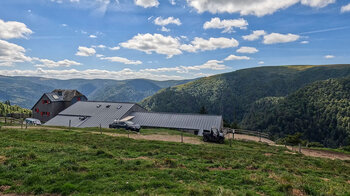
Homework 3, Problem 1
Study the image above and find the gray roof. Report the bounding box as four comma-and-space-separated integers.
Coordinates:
130, 112, 223, 131
45, 101, 137, 128
46, 89, 85, 102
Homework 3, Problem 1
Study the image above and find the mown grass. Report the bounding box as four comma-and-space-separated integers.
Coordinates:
0, 127, 350, 195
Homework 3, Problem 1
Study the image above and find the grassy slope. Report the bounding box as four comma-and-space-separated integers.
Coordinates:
1, 127, 349, 195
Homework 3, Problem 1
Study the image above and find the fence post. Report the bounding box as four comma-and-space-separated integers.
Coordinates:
259, 130, 262, 142
100, 124, 102, 134
25, 121, 28, 129
298, 143, 302, 153
181, 131, 183, 143
128, 129, 130, 138
229, 130, 232, 147
69, 120, 71, 131
21, 119, 23, 129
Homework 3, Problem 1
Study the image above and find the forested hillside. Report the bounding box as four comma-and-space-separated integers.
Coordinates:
0, 76, 192, 108
241, 77, 350, 148
0, 102, 31, 116
141, 64, 350, 122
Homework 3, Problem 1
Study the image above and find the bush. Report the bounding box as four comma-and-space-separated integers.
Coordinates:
308, 142, 324, 148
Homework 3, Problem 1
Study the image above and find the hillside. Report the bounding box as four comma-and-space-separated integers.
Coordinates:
241, 77, 350, 148
0, 76, 192, 109
141, 64, 350, 122
0, 127, 349, 195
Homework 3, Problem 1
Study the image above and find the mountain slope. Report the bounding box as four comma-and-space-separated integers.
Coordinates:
0, 76, 192, 109
141, 64, 350, 122
241, 77, 350, 147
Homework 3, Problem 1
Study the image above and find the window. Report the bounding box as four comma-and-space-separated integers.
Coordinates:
77, 97, 81, 101
47, 112, 50, 116
35, 108, 39, 113
42, 100, 50, 104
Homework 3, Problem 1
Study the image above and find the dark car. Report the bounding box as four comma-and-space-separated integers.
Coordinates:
109, 120, 141, 132
203, 128, 225, 144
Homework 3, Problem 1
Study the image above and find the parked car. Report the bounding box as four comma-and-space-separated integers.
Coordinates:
109, 120, 141, 132
24, 118, 41, 126
203, 128, 225, 144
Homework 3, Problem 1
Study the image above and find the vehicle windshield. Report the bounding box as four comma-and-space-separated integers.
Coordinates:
125, 121, 134, 125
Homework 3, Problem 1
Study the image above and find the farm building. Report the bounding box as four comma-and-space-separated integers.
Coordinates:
31, 89, 87, 122
45, 101, 223, 135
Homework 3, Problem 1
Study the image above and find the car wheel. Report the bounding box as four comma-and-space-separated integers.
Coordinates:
203, 137, 208, 142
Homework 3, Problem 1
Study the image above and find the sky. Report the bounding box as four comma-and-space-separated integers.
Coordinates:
0, 0, 349, 81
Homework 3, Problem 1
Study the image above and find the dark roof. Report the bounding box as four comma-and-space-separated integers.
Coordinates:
130, 112, 223, 131
47, 89, 85, 102
45, 101, 138, 128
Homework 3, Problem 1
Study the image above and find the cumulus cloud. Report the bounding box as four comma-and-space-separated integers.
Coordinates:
160, 26, 170, 32
224, 55, 250, 61
263, 33, 300, 44
258, 61, 265, 64
341, 3, 350, 13
0, 68, 185, 80
186, 0, 334, 17
33, 58, 81, 68
242, 30, 266, 41
75, 46, 96, 56
92, 44, 106, 49
236, 46, 258, 54
120, 33, 182, 58
324, 55, 335, 59
203, 17, 248, 33
154, 16, 181, 26
109, 46, 120, 50
300, 0, 335, 8
89, 34, 97, 38
180, 37, 239, 53
135, 0, 159, 8
300, 40, 309, 44
100, 56, 142, 65
0, 19, 33, 40
0, 39, 31, 66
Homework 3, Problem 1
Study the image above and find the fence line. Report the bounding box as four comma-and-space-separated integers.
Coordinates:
223, 128, 270, 139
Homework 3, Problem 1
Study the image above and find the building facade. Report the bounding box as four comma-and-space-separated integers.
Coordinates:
31, 89, 87, 122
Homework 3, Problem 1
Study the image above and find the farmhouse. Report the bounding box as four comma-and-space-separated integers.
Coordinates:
45, 101, 223, 135
31, 89, 87, 122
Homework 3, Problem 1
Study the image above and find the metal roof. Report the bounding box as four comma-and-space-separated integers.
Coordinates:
45, 101, 137, 128
130, 112, 223, 131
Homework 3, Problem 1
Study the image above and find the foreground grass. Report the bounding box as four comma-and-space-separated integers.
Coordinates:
0, 128, 349, 195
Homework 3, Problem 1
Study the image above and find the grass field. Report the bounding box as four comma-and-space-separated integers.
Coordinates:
0, 127, 350, 195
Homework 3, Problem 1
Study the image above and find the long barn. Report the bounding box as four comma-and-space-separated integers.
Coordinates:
45, 101, 223, 135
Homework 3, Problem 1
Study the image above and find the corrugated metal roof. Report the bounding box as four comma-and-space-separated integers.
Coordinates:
45, 115, 89, 127
130, 112, 222, 131
46, 101, 136, 128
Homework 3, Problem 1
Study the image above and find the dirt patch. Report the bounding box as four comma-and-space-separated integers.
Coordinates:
234, 134, 275, 145
0, 156, 6, 164
208, 166, 232, 171
264, 153, 273, 156
292, 189, 305, 196
321, 178, 329, 182
286, 146, 350, 161
121, 156, 151, 161
0, 186, 11, 192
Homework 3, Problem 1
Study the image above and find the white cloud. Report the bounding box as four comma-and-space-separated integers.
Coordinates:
101, 56, 142, 65
92, 44, 106, 49
0, 19, 33, 40
109, 46, 120, 50
154, 16, 181, 26
0, 68, 185, 80
224, 55, 250, 61
170, 0, 176, 5
203, 17, 248, 33
324, 55, 335, 59
341, 3, 350, 13
33, 58, 81, 68
75, 46, 96, 56
135, 0, 159, 8
180, 37, 239, 53
186, 0, 334, 17
258, 61, 265, 64
96, 54, 104, 58
263, 33, 300, 44
0, 39, 31, 66
300, 40, 309, 44
300, 0, 335, 8
242, 30, 266, 41
161, 26, 170, 32
120, 33, 182, 58
236, 46, 258, 54
89, 34, 97, 38
182, 60, 228, 71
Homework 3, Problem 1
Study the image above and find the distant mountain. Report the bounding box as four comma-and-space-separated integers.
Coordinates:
141, 64, 350, 122
241, 77, 350, 148
0, 76, 193, 109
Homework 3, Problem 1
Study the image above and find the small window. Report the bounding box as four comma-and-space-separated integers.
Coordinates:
40, 112, 43, 116
77, 97, 81, 101
106, 105, 111, 108
97, 104, 101, 108
47, 112, 50, 116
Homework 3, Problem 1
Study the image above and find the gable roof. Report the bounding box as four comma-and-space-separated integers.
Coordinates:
31, 89, 87, 109
45, 101, 139, 128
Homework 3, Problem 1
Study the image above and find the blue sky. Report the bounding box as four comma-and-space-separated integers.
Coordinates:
0, 0, 349, 80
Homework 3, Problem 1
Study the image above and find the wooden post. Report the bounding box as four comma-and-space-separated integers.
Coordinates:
229, 131, 232, 147
128, 129, 130, 138
21, 119, 23, 129
100, 124, 102, 134
259, 130, 262, 142
69, 120, 71, 131
181, 131, 183, 143
298, 143, 302, 153
25, 121, 28, 129
232, 129, 235, 140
